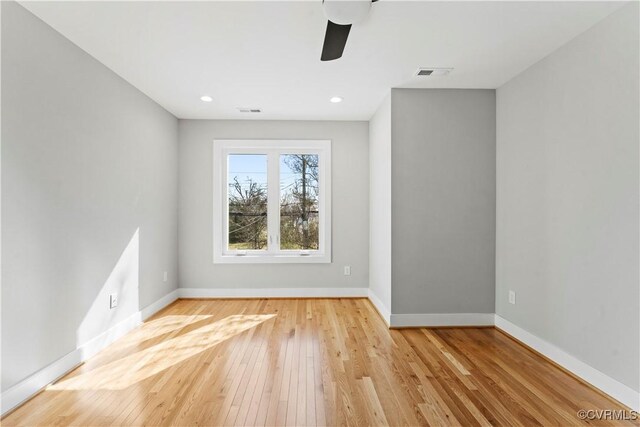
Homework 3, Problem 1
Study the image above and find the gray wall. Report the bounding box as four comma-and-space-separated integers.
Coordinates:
178, 120, 369, 289
369, 95, 392, 313
391, 89, 496, 315
496, 2, 639, 392
1, 2, 178, 391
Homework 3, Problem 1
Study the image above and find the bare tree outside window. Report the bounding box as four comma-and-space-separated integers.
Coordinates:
280, 154, 319, 250
227, 154, 268, 250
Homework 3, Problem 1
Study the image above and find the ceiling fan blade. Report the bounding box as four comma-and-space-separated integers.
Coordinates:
321, 20, 351, 61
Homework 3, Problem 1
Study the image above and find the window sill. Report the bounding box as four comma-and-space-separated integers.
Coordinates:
213, 254, 331, 264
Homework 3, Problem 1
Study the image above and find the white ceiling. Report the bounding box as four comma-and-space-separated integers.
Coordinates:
21, 1, 625, 120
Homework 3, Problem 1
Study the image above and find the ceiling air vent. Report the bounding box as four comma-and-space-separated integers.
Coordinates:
237, 107, 262, 113
415, 67, 453, 77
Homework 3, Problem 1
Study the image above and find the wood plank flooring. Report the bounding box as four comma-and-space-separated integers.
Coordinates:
3, 298, 636, 426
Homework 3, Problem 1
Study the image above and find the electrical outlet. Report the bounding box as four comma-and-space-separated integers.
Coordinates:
508, 290, 516, 305
109, 293, 118, 309
344, 266, 351, 276
163, 271, 168, 282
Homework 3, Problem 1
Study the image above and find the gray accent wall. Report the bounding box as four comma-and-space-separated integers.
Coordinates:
496, 2, 639, 392
369, 95, 392, 313
391, 89, 496, 315
178, 120, 369, 290
1, 2, 178, 391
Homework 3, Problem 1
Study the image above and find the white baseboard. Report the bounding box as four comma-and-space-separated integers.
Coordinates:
1, 311, 142, 415
78, 311, 142, 360
367, 290, 391, 326
1, 288, 179, 416
141, 289, 179, 320
390, 312, 494, 328
0, 347, 82, 415
495, 315, 640, 411
4, 291, 636, 415
178, 287, 369, 299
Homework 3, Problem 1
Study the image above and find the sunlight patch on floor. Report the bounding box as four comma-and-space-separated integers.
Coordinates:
115, 314, 214, 348
49, 314, 275, 391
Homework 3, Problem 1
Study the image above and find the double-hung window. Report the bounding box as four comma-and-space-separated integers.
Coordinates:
213, 139, 331, 263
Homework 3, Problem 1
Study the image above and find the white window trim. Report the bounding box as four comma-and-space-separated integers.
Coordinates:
213, 139, 331, 264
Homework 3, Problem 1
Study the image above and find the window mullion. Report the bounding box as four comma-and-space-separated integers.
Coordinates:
222, 148, 230, 254
267, 150, 280, 254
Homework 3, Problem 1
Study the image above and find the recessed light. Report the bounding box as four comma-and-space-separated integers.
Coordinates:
330, 96, 343, 103
200, 95, 213, 102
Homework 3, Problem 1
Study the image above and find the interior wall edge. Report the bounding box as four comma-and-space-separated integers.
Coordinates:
141, 289, 179, 321
367, 289, 391, 326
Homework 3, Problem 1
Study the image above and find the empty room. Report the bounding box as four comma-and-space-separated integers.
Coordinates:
1, 0, 638, 425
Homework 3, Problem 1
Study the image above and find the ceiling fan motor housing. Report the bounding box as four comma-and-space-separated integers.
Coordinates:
323, 0, 372, 25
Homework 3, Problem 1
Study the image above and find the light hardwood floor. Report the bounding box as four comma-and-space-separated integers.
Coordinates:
3, 298, 636, 426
